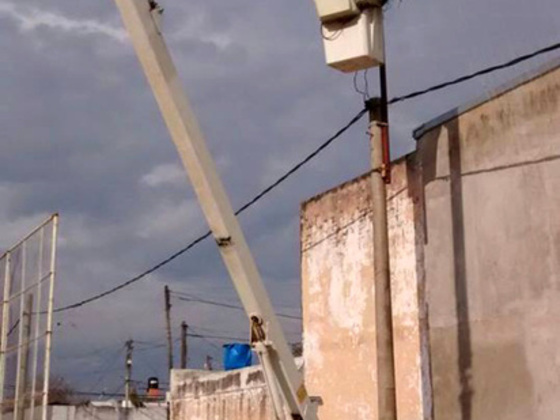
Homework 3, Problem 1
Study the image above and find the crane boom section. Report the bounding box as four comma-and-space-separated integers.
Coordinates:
112, 1, 317, 419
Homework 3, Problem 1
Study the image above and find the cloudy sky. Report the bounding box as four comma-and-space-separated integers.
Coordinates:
0, 0, 558, 395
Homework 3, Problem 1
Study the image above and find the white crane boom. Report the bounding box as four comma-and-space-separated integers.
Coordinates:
112, 1, 319, 419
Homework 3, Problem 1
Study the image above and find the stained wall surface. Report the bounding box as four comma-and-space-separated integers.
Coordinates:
301, 61, 560, 420
168, 61, 560, 420
417, 63, 560, 420
6, 405, 167, 420
170, 366, 272, 420
300, 158, 431, 420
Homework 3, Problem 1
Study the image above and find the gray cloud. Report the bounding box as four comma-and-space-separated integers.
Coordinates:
0, 0, 558, 391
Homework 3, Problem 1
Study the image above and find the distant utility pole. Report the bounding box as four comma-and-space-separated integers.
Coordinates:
180, 322, 188, 369
204, 356, 213, 371
124, 340, 133, 409
164, 286, 173, 372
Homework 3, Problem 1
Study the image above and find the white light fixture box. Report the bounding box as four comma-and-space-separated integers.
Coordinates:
321, 7, 385, 73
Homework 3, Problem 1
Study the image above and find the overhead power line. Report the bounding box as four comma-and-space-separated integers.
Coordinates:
171, 290, 302, 320
189, 329, 302, 346
389, 41, 560, 104
73, 390, 126, 398
133, 323, 269, 352
51, 40, 560, 314
52, 108, 366, 314
1, 385, 129, 398
189, 327, 223, 352
52, 231, 212, 313
188, 333, 248, 342
133, 341, 169, 352
134, 332, 247, 349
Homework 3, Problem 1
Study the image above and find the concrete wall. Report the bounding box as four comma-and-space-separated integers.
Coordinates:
166, 62, 560, 420
170, 367, 272, 420
7, 405, 167, 420
74, 405, 165, 420
301, 159, 431, 420
417, 64, 560, 420
301, 61, 560, 420
76, 405, 166, 420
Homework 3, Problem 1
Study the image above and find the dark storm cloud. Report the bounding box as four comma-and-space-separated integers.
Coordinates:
0, 0, 559, 389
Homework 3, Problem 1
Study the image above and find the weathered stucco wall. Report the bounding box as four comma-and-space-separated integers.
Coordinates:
417, 64, 560, 420
301, 61, 560, 420
301, 158, 431, 420
168, 62, 560, 420
170, 366, 272, 420
11, 405, 167, 420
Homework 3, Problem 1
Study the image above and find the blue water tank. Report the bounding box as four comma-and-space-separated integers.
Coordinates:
223, 343, 252, 371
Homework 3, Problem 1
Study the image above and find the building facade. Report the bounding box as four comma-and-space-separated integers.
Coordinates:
302, 59, 560, 420
169, 60, 560, 420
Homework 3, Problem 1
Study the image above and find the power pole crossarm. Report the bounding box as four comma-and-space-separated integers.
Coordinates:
112, 1, 317, 418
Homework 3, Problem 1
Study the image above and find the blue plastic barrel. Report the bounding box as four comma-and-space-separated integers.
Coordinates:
223, 343, 252, 370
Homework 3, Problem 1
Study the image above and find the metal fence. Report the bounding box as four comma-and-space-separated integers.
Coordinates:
0, 215, 59, 420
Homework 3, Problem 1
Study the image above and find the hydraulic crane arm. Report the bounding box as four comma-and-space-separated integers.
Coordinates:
112, 1, 318, 419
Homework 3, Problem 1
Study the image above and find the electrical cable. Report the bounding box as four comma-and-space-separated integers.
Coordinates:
51, 229, 211, 313
198, 337, 221, 352
134, 342, 168, 352
188, 333, 247, 342
353, 71, 369, 101
85, 344, 127, 395
388, 41, 560, 105
134, 324, 254, 353
50, 40, 560, 314
51, 108, 366, 313
135, 327, 301, 351
188, 327, 225, 353
171, 290, 302, 320
133, 329, 247, 350
73, 390, 126, 398
106, 381, 125, 398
